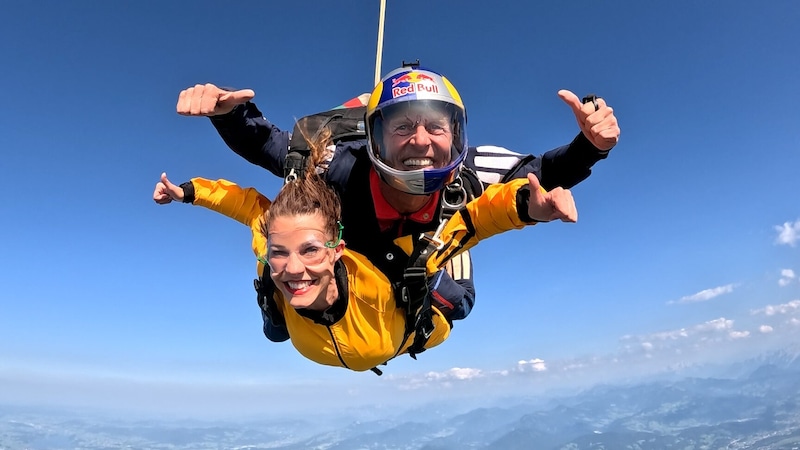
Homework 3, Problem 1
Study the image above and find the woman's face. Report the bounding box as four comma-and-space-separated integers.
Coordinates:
266, 212, 344, 310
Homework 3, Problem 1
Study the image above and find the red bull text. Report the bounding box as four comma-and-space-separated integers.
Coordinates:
391, 72, 439, 98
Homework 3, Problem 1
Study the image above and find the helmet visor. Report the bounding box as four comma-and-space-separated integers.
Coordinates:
369, 99, 467, 171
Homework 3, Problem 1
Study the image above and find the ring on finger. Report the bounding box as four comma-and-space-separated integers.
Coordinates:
581, 94, 600, 112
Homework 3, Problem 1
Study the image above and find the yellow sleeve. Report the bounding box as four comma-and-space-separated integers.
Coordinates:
190, 177, 271, 226
393, 177, 534, 273
189, 177, 271, 264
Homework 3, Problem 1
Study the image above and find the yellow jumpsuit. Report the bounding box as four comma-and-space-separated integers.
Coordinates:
189, 176, 533, 371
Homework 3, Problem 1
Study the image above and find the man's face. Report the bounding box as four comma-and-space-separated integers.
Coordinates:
380, 105, 453, 172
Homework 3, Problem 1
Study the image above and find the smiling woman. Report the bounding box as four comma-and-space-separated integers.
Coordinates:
152, 119, 577, 374
259, 146, 346, 312
264, 214, 343, 310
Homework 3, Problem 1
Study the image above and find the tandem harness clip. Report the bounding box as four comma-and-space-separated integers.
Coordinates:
402, 217, 451, 357
418, 218, 448, 252
283, 150, 308, 184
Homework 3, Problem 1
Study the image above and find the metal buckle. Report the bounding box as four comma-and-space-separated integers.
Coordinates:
415, 313, 435, 339
284, 168, 298, 184
419, 219, 448, 251
442, 177, 467, 211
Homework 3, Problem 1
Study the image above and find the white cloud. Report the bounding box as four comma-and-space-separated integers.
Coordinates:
388, 366, 509, 392
669, 284, 736, 305
775, 220, 800, 247
752, 299, 800, 316
646, 329, 690, 341
696, 318, 734, 332
729, 331, 750, 339
779, 269, 796, 287
388, 298, 800, 397
424, 367, 484, 381
449, 367, 484, 380
517, 358, 547, 372
561, 362, 587, 371
618, 318, 742, 356
380, 301, 800, 399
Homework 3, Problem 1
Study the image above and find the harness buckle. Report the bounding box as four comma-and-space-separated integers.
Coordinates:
401, 267, 427, 308
284, 168, 298, 184
414, 312, 435, 340
419, 219, 448, 251
283, 150, 308, 184
442, 177, 468, 212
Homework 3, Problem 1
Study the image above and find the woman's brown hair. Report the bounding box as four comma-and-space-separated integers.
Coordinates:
260, 121, 342, 241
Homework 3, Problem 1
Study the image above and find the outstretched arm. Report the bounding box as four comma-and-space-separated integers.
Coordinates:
154, 172, 288, 342
176, 83, 255, 117
182, 177, 272, 229
472, 90, 620, 190
558, 90, 619, 152
176, 83, 291, 177
153, 172, 271, 254
537, 90, 620, 190
392, 175, 578, 273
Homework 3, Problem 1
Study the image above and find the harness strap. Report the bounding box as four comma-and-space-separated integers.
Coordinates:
283, 150, 308, 183
285, 107, 367, 183
402, 220, 448, 357
389, 174, 478, 360
433, 205, 476, 266
285, 112, 340, 183
254, 279, 284, 326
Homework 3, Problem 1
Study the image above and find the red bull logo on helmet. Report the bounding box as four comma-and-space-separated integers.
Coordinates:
390, 71, 439, 98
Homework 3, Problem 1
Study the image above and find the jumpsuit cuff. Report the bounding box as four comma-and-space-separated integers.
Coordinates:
515, 186, 541, 223
179, 181, 195, 204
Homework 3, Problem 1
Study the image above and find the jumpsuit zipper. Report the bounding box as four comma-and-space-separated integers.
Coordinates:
326, 326, 349, 369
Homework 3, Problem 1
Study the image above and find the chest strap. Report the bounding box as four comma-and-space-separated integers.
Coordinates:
400, 219, 448, 358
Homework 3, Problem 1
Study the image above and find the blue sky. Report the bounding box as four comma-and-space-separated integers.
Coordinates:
1, 1, 799, 418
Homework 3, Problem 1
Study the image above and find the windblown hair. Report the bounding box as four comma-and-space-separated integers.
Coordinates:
260, 121, 342, 240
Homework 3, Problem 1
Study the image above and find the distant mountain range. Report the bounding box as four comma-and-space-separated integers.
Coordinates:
3, 348, 800, 449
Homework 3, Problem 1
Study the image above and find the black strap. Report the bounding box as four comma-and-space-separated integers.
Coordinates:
254, 278, 285, 328
283, 150, 308, 182
402, 234, 442, 357
400, 173, 479, 357
283, 111, 344, 183
433, 208, 476, 267
289, 107, 367, 153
